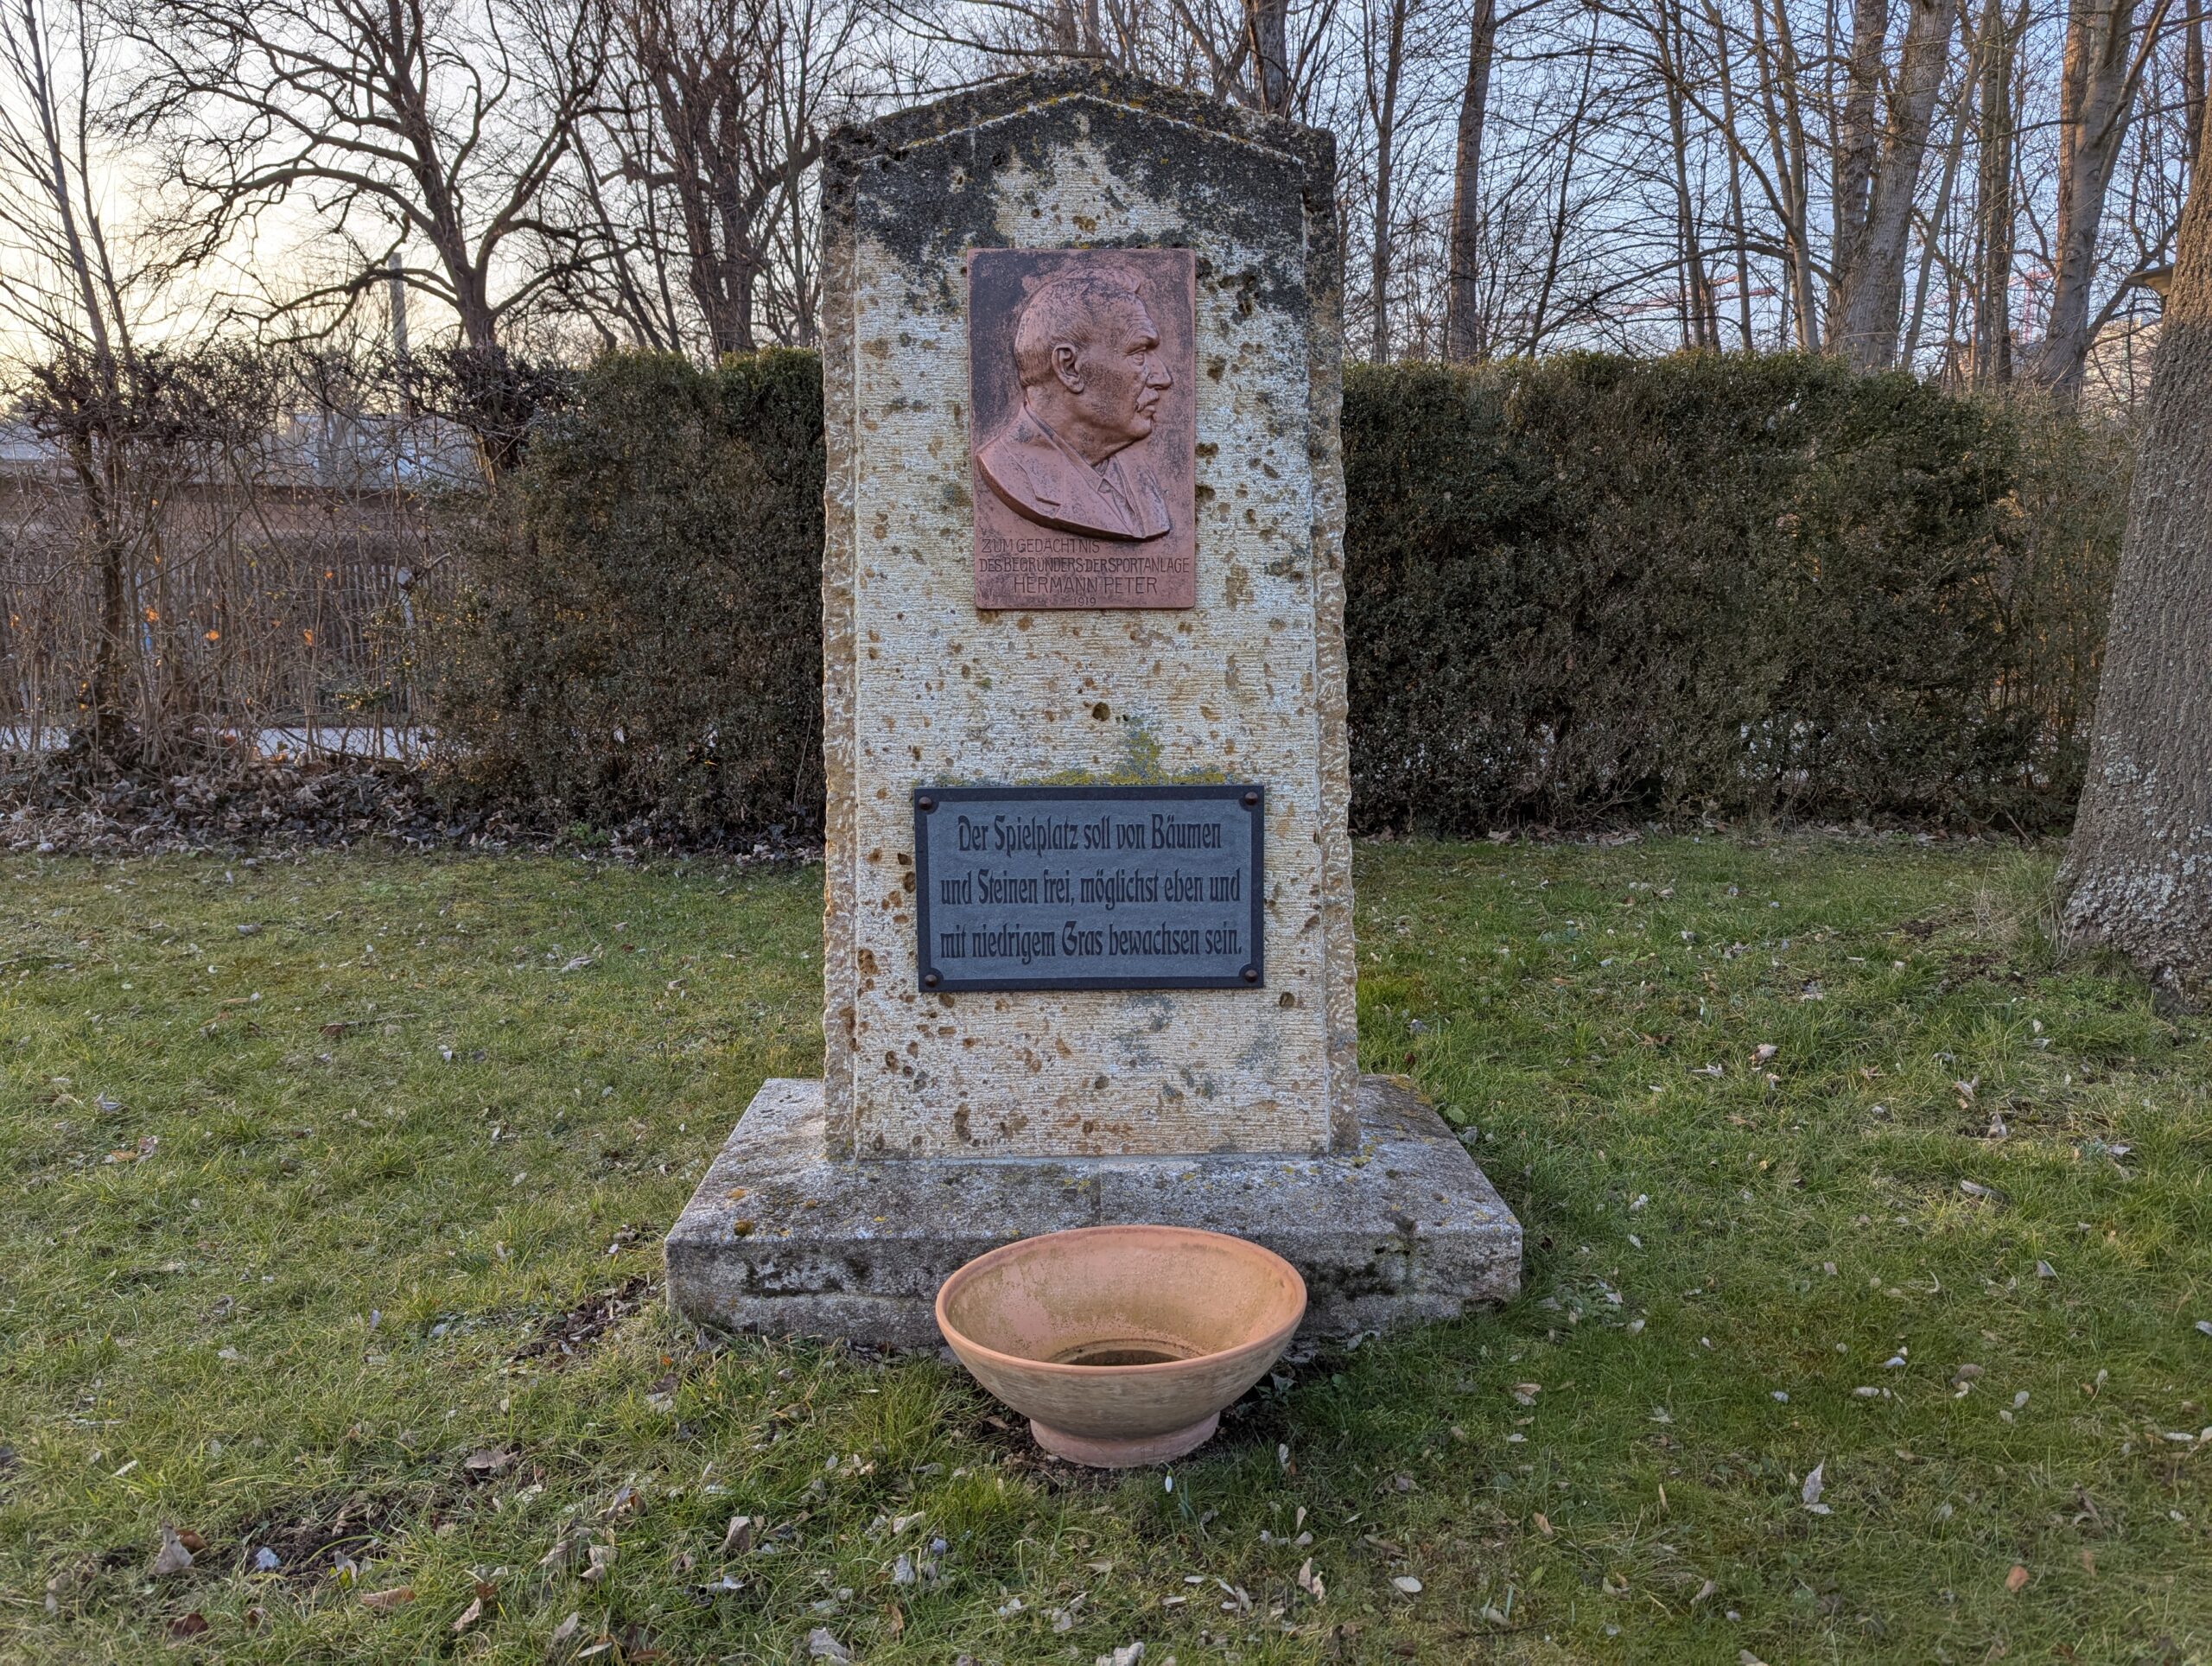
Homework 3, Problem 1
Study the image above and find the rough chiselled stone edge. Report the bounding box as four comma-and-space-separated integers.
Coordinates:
1299, 105, 1357, 1154
826, 66, 1335, 181
665, 1076, 1522, 1351
819, 96, 861, 1158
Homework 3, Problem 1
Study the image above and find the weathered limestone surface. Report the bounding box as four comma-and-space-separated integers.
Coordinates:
667, 1076, 1522, 1349
821, 70, 1357, 1160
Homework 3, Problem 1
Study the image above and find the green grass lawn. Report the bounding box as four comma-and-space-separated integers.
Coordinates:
3, 838, 2208, 1665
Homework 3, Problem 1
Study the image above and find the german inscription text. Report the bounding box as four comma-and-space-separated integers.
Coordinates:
913, 785, 1264, 990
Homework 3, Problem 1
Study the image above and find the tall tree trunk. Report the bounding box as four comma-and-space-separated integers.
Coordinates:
2059, 109, 2212, 998
1752, 0, 1821, 347
1366, 0, 1408, 361
1973, 0, 2022, 385
1657, 1, 1717, 347
2031, 0, 2153, 398
1245, 0, 1290, 112
1828, 0, 1891, 324
83, 448, 133, 765
1443, 0, 1497, 363
1710, 7, 1758, 347
1832, 0, 1956, 367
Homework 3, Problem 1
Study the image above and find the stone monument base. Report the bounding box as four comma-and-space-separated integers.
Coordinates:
665, 1076, 1522, 1349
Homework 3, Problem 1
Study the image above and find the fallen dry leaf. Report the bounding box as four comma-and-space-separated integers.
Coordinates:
1296, 1558, 1325, 1600
164, 1612, 210, 1639
464, 1447, 516, 1474
721, 1514, 754, 1555
359, 1587, 416, 1612
1532, 1510, 1553, 1537
1802, 1461, 1830, 1514
2005, 1564, 2030, 1593
540, 1534, 581, 1571
150, 1525, 195, 1578
452, 1596, 484, 1632
547, 1612, 582, 1660
599, 1483, 641, 1518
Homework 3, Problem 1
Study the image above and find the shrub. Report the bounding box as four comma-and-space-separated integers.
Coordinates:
1343, 354, 2113, 832
425, 348, 2125, 840
427, 349, 823, 842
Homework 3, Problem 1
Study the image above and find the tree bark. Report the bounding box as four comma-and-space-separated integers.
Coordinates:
1245, 0, 1291, 113
1831, 0, 1956, 367
2188, 3, 2206, 167
1443, 0, 1497, 363
2058, 108, 2212, 997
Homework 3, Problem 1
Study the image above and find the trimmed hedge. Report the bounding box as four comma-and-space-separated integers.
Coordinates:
1342, 355, 2112, 830
429, 349, 824, 842
429, 349, 2123, 839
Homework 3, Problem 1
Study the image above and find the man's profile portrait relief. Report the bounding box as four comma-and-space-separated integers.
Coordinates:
969, 248, 1197, 609
977, 270, 1174, 542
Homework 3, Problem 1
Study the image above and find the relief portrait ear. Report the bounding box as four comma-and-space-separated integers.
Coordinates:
1051, 340, 1085, 394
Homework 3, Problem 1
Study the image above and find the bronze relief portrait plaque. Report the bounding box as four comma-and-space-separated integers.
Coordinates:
968, 248, 1197, 609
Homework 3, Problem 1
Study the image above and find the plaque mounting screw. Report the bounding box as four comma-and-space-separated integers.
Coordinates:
1242, 790, 1259, 807
918, 795, 936, 812
923, 970, 942, 989
1240, 965, 1260, 983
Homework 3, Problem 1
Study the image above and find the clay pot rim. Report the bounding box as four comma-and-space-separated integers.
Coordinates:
933, 1223, 1307, 1378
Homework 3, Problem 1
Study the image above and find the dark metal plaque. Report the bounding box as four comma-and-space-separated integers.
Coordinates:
913, 785, 1263, 991
968, 248, 1197, 610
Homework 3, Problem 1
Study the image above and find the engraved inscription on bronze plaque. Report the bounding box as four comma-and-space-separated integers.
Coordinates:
968, 248, 1198, 610
913, 785, 1262, 991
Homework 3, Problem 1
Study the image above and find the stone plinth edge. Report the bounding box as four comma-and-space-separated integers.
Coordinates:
664, 1076, 1522, 1350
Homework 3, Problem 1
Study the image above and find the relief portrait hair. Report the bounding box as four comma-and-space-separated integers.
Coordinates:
1010, 272, 1146, 389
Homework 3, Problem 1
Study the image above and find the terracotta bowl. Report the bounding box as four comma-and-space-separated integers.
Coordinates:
934, 1224, 1307, 1467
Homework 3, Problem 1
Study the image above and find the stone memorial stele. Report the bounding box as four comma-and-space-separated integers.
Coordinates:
666, 68, 1522, 1346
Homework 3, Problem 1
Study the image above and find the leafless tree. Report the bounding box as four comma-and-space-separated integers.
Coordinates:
2030, 0, 2176, 395
1972, 0, 2026, 384
0, 0, 164, 759
1829, 0, 1958, 366
1441, 0, 1497, 360
1360, 0, 1415, 359
116, 0, 609, 454
569, 0, 863, 357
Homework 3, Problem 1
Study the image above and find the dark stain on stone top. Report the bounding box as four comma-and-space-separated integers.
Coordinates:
826, 68, 1335, 321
